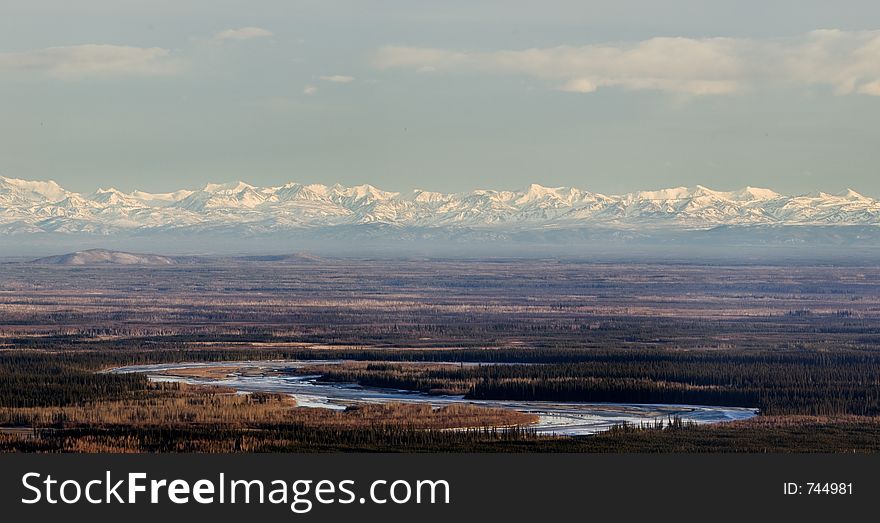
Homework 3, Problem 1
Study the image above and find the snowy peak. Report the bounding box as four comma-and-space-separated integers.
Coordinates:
330, 183, 399, 204
129, 189, 194, 206
0, 175, 71, 204
631, 186, 698, 201
0, 177, 878, 234
624, 185, 781, 203
201, 181, 254, 193
837, 188, 867, 200
173, 182, 269, 211
521, 183, 564, 200
730, 186, 781, 201
411, 189, 448, 204
89, 188, 145, 207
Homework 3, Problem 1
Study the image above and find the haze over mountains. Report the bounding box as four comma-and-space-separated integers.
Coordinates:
2, 175, 880, 258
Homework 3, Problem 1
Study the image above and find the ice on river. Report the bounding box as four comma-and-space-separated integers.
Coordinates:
109, 360, 757, 436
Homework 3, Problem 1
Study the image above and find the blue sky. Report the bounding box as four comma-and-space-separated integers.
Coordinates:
2, 0, 880, 196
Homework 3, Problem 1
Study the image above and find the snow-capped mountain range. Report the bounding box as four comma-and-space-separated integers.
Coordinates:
1, 175, 879, 236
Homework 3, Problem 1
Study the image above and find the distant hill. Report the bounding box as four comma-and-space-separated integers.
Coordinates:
29, 249, 326, 265
32, 249, 178, 266
236, 253, 323, 263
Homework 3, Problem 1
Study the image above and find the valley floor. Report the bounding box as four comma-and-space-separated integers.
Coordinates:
2, 259, 880, 452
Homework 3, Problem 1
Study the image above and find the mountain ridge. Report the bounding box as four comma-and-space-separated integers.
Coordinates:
2, 175, 879, 236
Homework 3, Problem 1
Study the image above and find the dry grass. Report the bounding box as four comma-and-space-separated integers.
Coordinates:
155, 366, 249, 380
727, 415, 880, 429
0, 382, 537, 432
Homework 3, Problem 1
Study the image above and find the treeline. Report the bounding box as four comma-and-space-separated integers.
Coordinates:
0, 352, 150, 408
309, 350, 880, 416
465, 351, 880, 415
6, 346, 880, 415
7, 309, 880, 351
1, 425, 541, 453
5, 417, 880, 453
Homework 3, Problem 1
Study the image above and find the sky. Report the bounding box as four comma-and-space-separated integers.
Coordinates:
1, 0, 880, 197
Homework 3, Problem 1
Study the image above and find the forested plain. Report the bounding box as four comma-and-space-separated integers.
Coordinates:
2, 258, 880, 452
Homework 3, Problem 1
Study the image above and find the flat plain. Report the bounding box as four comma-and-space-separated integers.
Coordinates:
2, 257, 880, 452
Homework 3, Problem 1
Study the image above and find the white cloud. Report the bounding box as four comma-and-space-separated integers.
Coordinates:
858, 81, 880, 96
213, 27, 273, 41
373, 29, 880, 96
319, 74, 355, 83
303, 85, 318, 95
558, 78, 598, 94
0, 44, 183, 78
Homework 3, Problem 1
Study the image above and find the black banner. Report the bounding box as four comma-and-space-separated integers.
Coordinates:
0, 454, 873, 521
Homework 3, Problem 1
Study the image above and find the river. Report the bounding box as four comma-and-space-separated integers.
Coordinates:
109, 360, 758, 436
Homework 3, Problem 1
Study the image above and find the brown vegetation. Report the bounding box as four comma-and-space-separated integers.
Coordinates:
0, 382, 535, 431
155, 366, 250, 380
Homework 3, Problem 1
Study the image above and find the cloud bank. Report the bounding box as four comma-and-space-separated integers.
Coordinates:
319, 74, 355, 83
373, 29, 880, 96
0, 44, 182, 78
0, 26, 275, 79
213, 27, 274, 41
